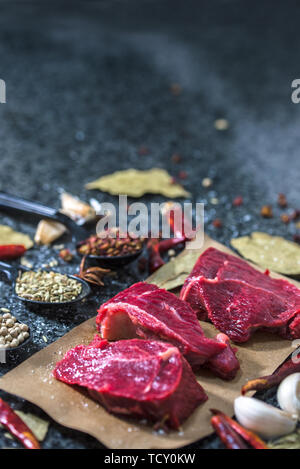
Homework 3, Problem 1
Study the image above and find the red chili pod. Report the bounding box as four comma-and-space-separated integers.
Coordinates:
241, 356, 300, 395
0, 245, 26, 260
0, 398, 40, 449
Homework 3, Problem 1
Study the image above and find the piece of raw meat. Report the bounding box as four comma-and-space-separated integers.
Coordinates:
180, 247, 300, 342
205, 333, 240, 380
53, 337, 207, 429
96, 282, 226, 369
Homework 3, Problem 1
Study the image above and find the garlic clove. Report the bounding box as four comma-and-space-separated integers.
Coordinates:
60, 192, 96, 224
277, 372, 300, 419
234, 396, 297, 439
34, 220, 66, 245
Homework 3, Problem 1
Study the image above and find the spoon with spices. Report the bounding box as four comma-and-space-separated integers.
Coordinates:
0, 192, 144, 268
0, 261, 91, 310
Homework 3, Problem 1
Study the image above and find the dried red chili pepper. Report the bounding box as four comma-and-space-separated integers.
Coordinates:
210, 409, 269, 449
211, 413, 247, 449
0, 245, 26, 260
241, 355, 300, 395
157, 237, 186, 254
147, 239, 165, 274
0, 398, 40, 449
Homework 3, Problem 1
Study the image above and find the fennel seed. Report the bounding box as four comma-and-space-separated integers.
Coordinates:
15, 270, 82, 303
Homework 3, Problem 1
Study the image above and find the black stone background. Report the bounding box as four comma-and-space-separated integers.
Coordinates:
0, 0, 299, 449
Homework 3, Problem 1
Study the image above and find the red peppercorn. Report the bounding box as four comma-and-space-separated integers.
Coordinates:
233, 196, 243, 207
212, 218, 223, 228
178, 171, 187, 180
171, 153, 182, 164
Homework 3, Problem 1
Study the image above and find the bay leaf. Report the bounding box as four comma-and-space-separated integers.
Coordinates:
0, 225, 33, 249
231, 232, 300, 275
269, 429, 300, 449
85, 168, 191, 198
147, 247, 200, 290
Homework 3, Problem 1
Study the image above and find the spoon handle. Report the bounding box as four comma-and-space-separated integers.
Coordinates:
0, 192, 57, 218
0, 261, 17, 283
0, 192, 88, 242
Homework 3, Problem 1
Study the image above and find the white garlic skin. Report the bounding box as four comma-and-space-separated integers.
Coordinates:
234, 396, 297, 439
277, 373, 300, 419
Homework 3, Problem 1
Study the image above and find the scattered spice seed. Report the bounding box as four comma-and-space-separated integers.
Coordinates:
178, 170, 187, 180
137, 146, 149, 156
212, 219, 223, 228
233, 196, 243, 207
260, 205, 273, 218
202, 177, 213, 188
278, 193, 288, 208
59, 248, 73, 262
171, 153, 181, 164
214, 118, 229, 131
170, 83, 182, 96
20, 257, 33, 269
15, 270, 82, 303
210, 197, 219, 205
280, 214, 290, 224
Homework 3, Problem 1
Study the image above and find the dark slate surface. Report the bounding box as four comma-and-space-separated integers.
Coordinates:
0, 0, 299, 449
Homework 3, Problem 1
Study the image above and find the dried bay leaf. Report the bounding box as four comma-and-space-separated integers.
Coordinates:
85, 168, 191, 198
148, 248, 200, 290
231, 232, 300, 275
269, 429, 300, 449
0, 225, 33, 249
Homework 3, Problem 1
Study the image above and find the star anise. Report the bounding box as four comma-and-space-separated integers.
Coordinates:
75, 256, 110, 286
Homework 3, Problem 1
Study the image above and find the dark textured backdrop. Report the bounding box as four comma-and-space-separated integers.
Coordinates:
0, 0, 299, 449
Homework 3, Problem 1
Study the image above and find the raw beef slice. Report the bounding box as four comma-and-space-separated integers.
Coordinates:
53, 337, 207, 429
96, 282, 226, 369
180, 247, 300, 342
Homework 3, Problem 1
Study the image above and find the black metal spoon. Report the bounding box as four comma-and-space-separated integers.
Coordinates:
0, 192, 144, 268
0, 261, 91, 309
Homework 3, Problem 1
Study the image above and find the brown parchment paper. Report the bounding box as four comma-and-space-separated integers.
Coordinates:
0, 236, 298, 449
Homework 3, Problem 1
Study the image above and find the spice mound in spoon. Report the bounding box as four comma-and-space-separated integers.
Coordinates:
77, 230, 144, 257
15, 270, 82, 303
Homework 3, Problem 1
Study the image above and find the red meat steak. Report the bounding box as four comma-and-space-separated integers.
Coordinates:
53, 337, 207, 429
180, 247, 300, 342
96, 282, 225, 368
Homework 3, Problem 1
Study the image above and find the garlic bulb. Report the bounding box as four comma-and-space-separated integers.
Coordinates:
277, 373, 300, 419
234, 396, 297, 439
